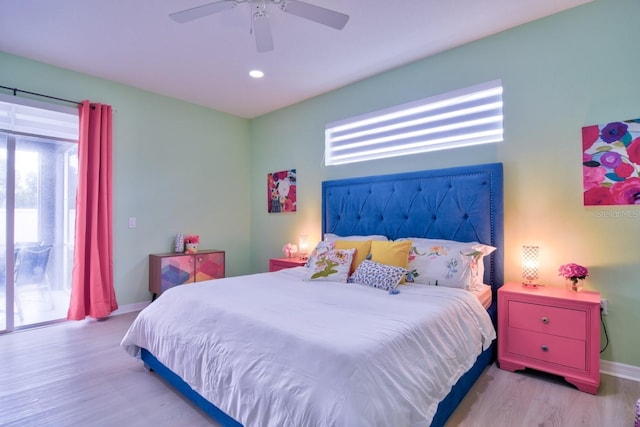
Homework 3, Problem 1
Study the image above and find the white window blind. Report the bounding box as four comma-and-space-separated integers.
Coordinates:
0, 94, 79, 141
325, 80, 503, 166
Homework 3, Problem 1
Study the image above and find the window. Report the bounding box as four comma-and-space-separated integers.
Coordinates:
324, 80, 503, 166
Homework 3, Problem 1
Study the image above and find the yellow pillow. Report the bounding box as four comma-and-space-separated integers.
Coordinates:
334, 240, 372, 275
370, 240, 412, 269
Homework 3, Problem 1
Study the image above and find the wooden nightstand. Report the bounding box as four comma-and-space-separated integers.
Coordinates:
497, 282, 601, 394
149, 250, 225, 300
269, 257, 307, 272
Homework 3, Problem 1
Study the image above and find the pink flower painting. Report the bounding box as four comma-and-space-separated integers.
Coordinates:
582, 119, 640, 205
268, 169, 297, 213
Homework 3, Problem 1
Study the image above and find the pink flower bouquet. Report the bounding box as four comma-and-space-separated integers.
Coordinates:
558, 263, 589, 287
282, 243, 298, 258
184, 235, 199, 244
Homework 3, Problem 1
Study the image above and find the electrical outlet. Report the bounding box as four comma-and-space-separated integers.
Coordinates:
128, 217, 137, 228
600, 298, 608, 315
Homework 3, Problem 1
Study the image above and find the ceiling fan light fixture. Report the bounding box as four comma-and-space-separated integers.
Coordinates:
249, 69, 265, 78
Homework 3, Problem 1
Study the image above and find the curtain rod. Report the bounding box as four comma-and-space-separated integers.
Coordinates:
0, 84, 80, 106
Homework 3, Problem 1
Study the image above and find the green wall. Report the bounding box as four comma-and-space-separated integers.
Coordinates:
1, 52, 251, 306
249, 0, 640, 366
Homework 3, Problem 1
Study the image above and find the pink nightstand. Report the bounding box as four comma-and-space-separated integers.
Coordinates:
269, 257, 307, 272
497, 282, 601, 394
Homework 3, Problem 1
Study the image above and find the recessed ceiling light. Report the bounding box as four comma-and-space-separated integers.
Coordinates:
249, 70, 264, 79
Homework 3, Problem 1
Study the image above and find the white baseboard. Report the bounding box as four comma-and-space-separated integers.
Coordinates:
601, 359, 640, 382
112, 301, 150, 315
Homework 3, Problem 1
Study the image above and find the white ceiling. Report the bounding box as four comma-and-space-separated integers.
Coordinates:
0, 0, 591, 119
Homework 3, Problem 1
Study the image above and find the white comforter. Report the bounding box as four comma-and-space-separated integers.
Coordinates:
121, 267, 495, 427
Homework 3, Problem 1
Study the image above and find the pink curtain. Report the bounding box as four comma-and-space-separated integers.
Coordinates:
67, 101, 117, 320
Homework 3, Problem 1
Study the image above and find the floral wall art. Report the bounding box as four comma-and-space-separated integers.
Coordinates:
267, 169, 297, 213
582, 118, 640, 205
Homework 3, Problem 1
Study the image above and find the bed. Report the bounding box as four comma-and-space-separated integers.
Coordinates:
121, 162, 504, 427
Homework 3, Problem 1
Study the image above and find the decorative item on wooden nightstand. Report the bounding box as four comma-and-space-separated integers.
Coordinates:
497, 282, 600, 394
174, 233, 184, 253
558, 262, 589, 292
184, 234, 200, 253
521, 245, 542, 288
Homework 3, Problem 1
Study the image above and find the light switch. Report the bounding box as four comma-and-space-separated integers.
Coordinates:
128, 217, 137, 228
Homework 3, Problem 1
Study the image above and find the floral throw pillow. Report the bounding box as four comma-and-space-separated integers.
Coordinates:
304, 241, 335, 268
306, 248, 355, 282
349, 259, 407, 291
333, 239, 372, 275
399, 238, 496, 290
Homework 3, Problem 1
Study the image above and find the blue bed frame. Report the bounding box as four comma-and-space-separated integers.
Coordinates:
141, 162, 504, 427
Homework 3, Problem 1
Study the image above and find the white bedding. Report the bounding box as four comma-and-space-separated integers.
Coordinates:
121, 267, 496, 427
472, 283, 493, 309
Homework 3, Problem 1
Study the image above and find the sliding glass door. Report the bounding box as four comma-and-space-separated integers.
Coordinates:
0, 101, 78, 332
0, 95, 79, 332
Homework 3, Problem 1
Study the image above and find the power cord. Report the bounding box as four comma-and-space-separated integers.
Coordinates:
600, 309, 609, 353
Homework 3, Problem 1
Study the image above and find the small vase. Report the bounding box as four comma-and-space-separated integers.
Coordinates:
566, 278, 583, 292
175, 233, 184, 253
185, 243, 198, 254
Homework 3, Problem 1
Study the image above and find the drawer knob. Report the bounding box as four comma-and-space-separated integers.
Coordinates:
541, 316, 549, 324
541, 345, 549, 352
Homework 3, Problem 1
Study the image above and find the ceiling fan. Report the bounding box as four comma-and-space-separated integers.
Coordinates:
169, 0, 349, 53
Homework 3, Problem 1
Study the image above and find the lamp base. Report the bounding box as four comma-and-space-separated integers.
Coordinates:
522, 282, 544, 289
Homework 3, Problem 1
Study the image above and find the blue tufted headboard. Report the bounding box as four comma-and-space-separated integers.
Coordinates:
322, 163, 504, 297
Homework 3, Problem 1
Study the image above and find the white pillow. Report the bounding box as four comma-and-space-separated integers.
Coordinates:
305, 248, 355, 283
324, 233, 388, 242
397, 238, 496, 290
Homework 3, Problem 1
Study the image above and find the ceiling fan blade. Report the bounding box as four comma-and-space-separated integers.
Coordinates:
169, 0, 237, 24
282, 0, 349, 30
253, 12, 274, 53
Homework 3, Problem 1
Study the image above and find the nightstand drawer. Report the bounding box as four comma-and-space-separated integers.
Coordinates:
507, 328, 586, 370
269, 257, 307, 272
508, 300, 586, 340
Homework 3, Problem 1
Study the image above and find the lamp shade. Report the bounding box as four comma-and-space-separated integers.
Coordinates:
522, 245, 539, 286
298, 235, 309, 259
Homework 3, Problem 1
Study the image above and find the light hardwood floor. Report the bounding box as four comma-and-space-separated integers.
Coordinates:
0, 312, 637, 427
447, 360, 639, 426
